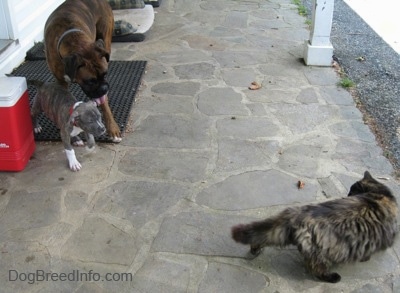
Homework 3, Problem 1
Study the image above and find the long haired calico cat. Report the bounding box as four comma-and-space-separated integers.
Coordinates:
231, 171, 398, 283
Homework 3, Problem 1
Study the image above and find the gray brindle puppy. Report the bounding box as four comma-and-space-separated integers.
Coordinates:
29, 80, 106, 171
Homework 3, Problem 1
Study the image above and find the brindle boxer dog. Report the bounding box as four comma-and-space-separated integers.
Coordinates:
44, 0, 121, 142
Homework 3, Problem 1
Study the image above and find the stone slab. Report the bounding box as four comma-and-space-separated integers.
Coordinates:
0, 241, 51, 292
149, 51, 211, 64
329, 121, 376, 142
123, 114, 211, 149
278, 144, 323, 178
212, 51, 268, 68
224, 11, 248, 28
245, 88, 299, 104
92, 181, 190, 228
136, 94, 195, 114
152, 212, 255, 256
62, 217, 137, 268
11, 144, 113, 188
320, 86, 355, 105
196, 170, 317, 210
132, 256, 190, 293
269, 104, 336, 134
119, 150, 209, 182
215, 138, 280, 172
0, 189, 61, 232
221, 68, 257, 87
303, 67, 340, 86
216, 117, 280, 139
198, 262, 267, 293
197, 87, 249, 116
174, 62, 216, 80
296, 87, 319, 104
151, 81, 201, 96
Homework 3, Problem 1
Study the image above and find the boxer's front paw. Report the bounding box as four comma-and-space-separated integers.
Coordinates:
65, 149, 82, 171
106, 122, 122, 143
111, 136, 122, 143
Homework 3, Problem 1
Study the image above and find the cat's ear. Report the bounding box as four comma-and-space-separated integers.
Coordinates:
363, 171, 373, 180
348, 182, 363, 196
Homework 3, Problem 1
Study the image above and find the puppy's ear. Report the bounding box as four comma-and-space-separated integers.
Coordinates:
69, 110, 80, 127
63, 54, 83, 83
95, 39, 110, 62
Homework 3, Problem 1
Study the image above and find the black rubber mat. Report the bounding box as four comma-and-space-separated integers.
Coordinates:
25, 42, 45, 61
144, 0, 161, 7
112, 33, 145, 43
11, 60, 146, 142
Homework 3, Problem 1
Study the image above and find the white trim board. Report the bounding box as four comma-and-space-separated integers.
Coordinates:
344, 0, 400, 54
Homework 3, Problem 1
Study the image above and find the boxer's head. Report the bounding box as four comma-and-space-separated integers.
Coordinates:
62, 39, 110, 99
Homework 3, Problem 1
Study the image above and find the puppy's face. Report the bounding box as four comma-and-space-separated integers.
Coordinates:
75, 102, 106, 137
63, 39, 110, 99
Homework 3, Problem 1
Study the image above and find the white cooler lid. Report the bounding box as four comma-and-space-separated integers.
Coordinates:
0, 76, 27, 107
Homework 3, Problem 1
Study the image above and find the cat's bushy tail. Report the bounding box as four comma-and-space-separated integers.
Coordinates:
232, 210, 295, 249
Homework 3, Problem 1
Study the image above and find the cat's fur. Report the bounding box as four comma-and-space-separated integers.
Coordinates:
231, 171, 398, 283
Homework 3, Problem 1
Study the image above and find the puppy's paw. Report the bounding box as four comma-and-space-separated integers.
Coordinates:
71, 136, 85, 147
73, 141, 85, 147
85, 145, 95, 152
34, 126, 42, 133
65, 149, 82, 171
69, 161, 82, 172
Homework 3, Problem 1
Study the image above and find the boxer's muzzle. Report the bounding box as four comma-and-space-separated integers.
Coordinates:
81, 79, 109, 99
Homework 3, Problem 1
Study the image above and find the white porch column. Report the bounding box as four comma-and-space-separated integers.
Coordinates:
303, 0, 334, 66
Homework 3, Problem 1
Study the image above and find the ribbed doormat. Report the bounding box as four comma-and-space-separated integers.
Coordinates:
11, 60, 146, 142
144, 0, 161, 7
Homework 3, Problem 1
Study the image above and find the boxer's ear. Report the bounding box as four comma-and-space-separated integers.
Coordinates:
95, 39, 110, 62
95, 39, 105, 48
63, 54, 83, 83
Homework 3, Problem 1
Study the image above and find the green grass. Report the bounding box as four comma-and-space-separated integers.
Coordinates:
292, 0, 308, 16
338, 77, 355, 88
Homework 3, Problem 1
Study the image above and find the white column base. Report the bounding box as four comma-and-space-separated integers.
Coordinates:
303, 40, 333, 66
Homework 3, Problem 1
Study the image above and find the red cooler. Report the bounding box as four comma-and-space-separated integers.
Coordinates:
0, 76, 35, 171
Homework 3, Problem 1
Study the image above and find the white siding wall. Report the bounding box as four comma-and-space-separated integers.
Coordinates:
0, 0, 64, 75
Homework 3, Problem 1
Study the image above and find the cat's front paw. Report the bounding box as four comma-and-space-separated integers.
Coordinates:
318, 272, 341, 283
249, 245, 262, 257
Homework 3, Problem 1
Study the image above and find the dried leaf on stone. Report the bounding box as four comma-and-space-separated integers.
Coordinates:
249, 81, 261, 90
297, 180, 305, 189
